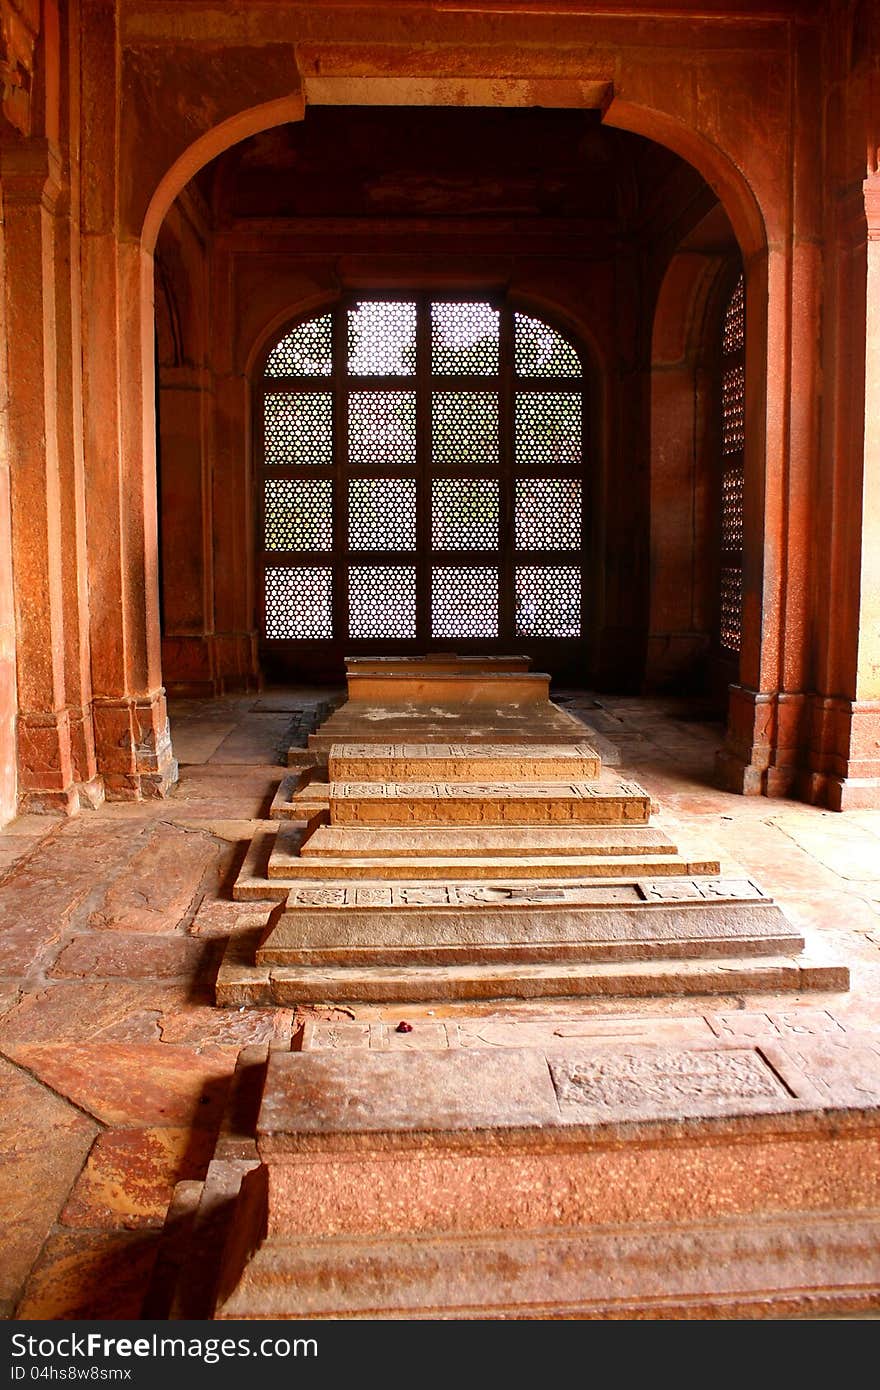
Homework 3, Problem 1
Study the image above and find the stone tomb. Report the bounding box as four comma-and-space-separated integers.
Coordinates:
218, 677, 846, 1006
155, 1025, 880, 1319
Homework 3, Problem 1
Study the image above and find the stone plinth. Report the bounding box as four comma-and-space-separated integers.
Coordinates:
328, 741, 602, 782
345, 671, 551, 706
202, 1041, 880, 1319
329, 777, 652, 827
345, 655, 531, 674
298, 824, 679, 858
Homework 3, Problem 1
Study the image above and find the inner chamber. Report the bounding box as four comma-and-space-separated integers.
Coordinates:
154, 105, 743, 694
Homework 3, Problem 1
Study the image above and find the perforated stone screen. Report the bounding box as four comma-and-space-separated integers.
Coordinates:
718, 273, 746, 656
258, 299, 587, 670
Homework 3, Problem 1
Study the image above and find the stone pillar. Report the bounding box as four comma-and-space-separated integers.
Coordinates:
159, 365, 216, 694
0, 169, 17, 825
716, 27, 822, 798
79, 0, 175, 799
0, 138, 77, 812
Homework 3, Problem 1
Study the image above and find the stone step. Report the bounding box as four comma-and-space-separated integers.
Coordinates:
346, 670, 551, 705
277, 875, 769, 913
345, 655, 532, 674
307, 701, 590, 754
299, 823, 677, 858
270, 774, 327, 820
216, 1213, 880, 1320
268, 821, 718, 881
256, 899, 801, 967
329, 776, 652, 826
232, 953, 848, 1005
268, 849, 721, 882
327, 741, 602, 783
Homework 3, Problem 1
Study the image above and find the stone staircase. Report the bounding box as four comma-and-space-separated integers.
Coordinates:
218, 702, 846, 1006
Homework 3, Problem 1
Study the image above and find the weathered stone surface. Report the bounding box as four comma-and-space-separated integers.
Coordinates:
269, 848, 721, 882
329, 776, 651, 826
345, 655, 531, 674
256, 898, 800, 968
15, 1231, 160, 1320
3, 1043, 238, 1126
215, 1213, 880, 1320
327, 741, 602, 782
50, 933, 213, 981
206, 1037, 880, 1320
270, 777, 325, 819
307, 699, 589, 754
274, 876, 770, 914
264, 954, 847, 1004
88, 823, 219, 933
346, 671, 551, 705
260, 1034, 880, 1145
157, 1003, 295, 1051
232, 828, 289, 902
189, 895, 272, 936
258, 1049, 561, 1151
298, 823, 679, 858
0, 981, 192, 1046
269, 819, 716, 880
0, 823, 134, 975
61, 1127, 216, 1230
0, 1056, 97, 1312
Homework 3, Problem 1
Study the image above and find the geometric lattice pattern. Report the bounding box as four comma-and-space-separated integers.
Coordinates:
722, 365, 745, 457
720, 467, 744, 552
348, 478, 417, 551
515, 392, 581, 465
722, 275, 745, 356
348, 302, 417, 376
515, 565, 581, 637
349, 565, 417, 638
265, 314, 333, 377
431, 566, 499, 638
719, 565, 743, 654
264, 566, 333, 639
264, 393, 333, 466
264, 478, 332, 551
260, 300, 588, 655
515, 478, 582, 550
349, 392, 417, 465
718, 270, 746, 657
514, 313, 582, 378
431, 302, 499, 375
431, 477, 500, 551
431, 392, 499, 465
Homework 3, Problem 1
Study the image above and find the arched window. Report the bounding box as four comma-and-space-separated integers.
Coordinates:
257, 297, 588, 679
718, 273, 745, 657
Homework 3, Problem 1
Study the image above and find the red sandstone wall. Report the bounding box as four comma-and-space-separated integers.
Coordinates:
1, 0, 878, 808
0, 180, 17, 825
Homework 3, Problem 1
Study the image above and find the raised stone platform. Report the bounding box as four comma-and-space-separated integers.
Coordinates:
155, 1023, 880, 1319
329, 776, 652, 826
298, 823, 680, 858
345, 654, 532, 674
307, 698, 591, 756
327, 741, 602, 782
346, 670, 551, 706
221, 661, 848, 1007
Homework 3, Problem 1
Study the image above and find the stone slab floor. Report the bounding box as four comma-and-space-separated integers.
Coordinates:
2, 687, 880, 1320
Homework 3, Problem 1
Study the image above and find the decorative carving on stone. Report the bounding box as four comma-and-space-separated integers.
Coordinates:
0, 0, 38, 137
638, 878, 764, 903
549, 1047, 788, 1111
